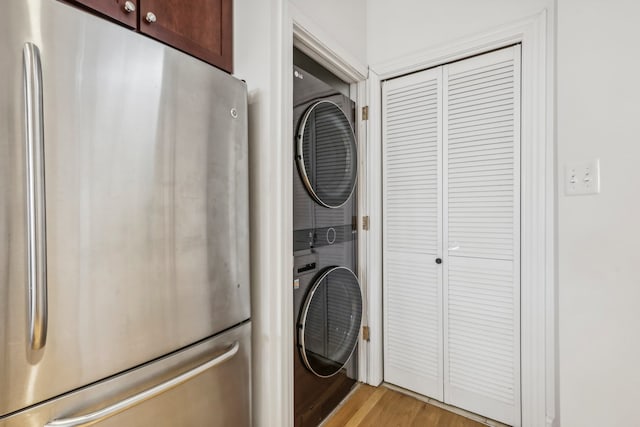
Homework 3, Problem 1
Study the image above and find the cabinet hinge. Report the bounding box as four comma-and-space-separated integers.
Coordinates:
362, 216, 370, 231
362, 105, 369, 121
362, 326, 370, 341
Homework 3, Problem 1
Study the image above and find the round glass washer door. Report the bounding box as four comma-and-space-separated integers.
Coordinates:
296, 100, 357, 209
299, 266, 362, 378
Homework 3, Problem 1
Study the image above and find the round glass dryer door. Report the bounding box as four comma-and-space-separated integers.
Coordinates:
296, 100, 357, 209
299, 266, 362, 378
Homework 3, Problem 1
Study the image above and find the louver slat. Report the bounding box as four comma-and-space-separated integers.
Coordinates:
383, 67, 443, 400
443, 46, 521, 426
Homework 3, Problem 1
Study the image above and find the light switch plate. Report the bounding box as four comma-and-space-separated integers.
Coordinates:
565, 159, 600, 195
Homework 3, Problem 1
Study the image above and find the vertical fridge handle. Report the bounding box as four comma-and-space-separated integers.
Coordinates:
23, 42, 48, 351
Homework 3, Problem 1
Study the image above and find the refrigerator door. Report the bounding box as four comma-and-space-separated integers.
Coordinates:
0, 0, 250, 416
0, 322, 251, 427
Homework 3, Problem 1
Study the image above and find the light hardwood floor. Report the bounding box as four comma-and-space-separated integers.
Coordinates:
322, 385, 486, 427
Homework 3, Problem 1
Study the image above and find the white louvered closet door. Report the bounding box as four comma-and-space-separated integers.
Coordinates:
382, 67, 443, 400
443, 46, 521, 425
382, 45, 521, 426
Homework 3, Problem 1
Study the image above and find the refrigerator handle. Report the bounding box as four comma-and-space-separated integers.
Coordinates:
23, 42, 48, 351
44, 341, 241, 427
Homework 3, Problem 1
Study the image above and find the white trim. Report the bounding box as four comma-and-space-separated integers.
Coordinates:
364, 70, 384, 386
545, 5, 558, 426
283, 8, 295, 422
519, 10, 556, 427
355, 78, 369, 383
366, 10, 556, 427
289, 4, 368, 83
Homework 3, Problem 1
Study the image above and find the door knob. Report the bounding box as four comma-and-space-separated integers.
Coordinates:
435, 258, 442, 264
123, 1, 135, 13
145, 12, 157, 23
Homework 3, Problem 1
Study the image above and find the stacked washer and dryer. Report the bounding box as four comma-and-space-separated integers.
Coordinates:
292, 64, 363, 427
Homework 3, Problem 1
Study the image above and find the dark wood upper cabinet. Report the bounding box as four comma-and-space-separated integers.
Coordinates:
71, 0, 139, 28
138, 0, 232, 73
60, 0, 233, 73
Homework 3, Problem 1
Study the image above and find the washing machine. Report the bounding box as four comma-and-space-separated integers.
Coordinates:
293, 64, 362, 427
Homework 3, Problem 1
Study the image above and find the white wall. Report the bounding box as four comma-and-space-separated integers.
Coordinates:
234, 1, 292, 426
368, 0, 640, 426
289, 0, 368, 67
367, 0, 549, 65
557, 0, 640, 425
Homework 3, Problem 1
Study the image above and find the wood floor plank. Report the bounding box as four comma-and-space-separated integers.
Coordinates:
343, 387, 388, 427
410, 402, 444, 426
323, 384, 486, 427
358, 390, 424, 426
323, 385, 378, 427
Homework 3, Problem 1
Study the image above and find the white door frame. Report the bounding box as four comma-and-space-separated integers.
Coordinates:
367, 10, 557, 427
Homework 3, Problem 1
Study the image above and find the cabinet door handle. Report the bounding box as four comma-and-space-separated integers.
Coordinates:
145, 12, 157, 23
123, 1, 136, 13
23, 42, 48, 352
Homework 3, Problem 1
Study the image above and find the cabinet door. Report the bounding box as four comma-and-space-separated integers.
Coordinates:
70, 0, 138, 28
139, 0, 232, 72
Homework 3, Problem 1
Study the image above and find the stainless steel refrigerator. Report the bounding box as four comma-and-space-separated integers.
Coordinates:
0, 0, 251, 425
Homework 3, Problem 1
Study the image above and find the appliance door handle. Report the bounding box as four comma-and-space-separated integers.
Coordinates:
23, 42, 48, 351
44, 341, 240, 427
